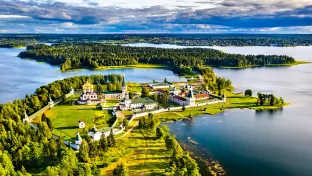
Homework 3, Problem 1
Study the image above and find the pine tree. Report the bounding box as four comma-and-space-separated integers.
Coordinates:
182, 104, 186, 111
100, 135, 108, 153
78, 140, 89, 162
156, 128, 165, 139
108, 128, 116, 147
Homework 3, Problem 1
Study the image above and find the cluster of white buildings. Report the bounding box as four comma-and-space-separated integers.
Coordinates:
156, 84, 210, 106
119, 97, 158, 111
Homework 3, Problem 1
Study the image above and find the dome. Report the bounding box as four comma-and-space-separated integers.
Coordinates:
83, 81, 94, 90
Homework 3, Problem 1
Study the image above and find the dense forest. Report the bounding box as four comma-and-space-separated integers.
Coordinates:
2, 34, 312, 46
18, 43, 296, 73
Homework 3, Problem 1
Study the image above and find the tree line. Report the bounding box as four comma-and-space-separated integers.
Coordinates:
18, 44, 296, 73
2, 34, 312, 47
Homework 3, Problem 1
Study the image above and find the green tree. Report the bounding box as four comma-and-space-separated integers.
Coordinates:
46, 118, 53, 130
270, 94, 276, 106
0, 151, 16, 175
244, 89, 253, 97
108, 128, 116, 147
91, 163, 100, 176
78, 140, 89, 162
164, 77, 168, 83
182, 104, 186, 111
141, 87, 150, 98
100, 135, 108, 153
156, 127, 165, 139
280, 97, 284, 105
49, 138, 57, 157
129, 92, 134, 99
123, 118, 129, 130
113, 163, 128, 176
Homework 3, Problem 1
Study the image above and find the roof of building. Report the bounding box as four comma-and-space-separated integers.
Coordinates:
122, 74, 126, 86
131, 98, 156, 105
194, 93, 209, 98
149, 82, 172, 87
187, 89, 195, 98
83, 81, 94, 90
103, 91, 122, 94
91, 125, 98, 132
79, 120, 84, 123
173, 95, 186, 101
75, 131, 82, 141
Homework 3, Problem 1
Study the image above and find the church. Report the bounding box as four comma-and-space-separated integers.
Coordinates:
77, 81, 103, 105
77, 75, 128, 105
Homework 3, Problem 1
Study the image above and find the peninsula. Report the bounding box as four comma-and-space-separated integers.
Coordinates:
0, 67, 287, 175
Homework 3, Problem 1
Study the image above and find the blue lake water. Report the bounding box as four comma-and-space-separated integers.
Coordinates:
124, 43, 312, 176
0, 47, 185, 103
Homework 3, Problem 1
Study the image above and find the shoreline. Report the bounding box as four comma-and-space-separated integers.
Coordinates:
206, 60, 310, 69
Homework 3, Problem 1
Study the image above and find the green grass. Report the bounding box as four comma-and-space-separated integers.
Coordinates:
127, 82, 143, 93
104, 99, 120, 107
122, 110, 133, 117
45, 97, 115, 141
101, 128, 172, 175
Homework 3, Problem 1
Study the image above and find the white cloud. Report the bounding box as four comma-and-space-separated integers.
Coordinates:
0, 15, 29, 19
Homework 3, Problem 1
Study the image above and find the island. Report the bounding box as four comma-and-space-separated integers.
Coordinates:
0, 67, 287, 175
18, 43, 298, 74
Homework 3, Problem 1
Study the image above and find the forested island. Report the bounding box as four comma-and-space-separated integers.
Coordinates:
0, 37, 36, 48
2, 34, 312, 47
18, 43, 296, 73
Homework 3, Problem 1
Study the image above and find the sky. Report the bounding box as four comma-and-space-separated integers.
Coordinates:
1, 0, 312, 33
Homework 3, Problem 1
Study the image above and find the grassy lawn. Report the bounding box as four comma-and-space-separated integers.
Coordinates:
101, 129, 171, 176
45, 97, 115, 141
104, 99, 120, 107
127, 82, 143, 93
122, 110, 133, 117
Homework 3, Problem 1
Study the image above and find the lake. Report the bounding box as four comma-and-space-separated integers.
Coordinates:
0, 47, 185, 103
125, 43, 312, 176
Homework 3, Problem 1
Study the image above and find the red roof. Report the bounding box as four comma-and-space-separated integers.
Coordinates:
195, 94, 209, 98
79, 120, 84, 123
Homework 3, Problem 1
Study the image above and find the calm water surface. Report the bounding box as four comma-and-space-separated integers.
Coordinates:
0, 47, 185, 103
165, 46, 312, 176
125, 44, 312, 176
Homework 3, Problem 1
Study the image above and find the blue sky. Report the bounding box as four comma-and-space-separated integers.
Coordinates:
1, 0, 312, 33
